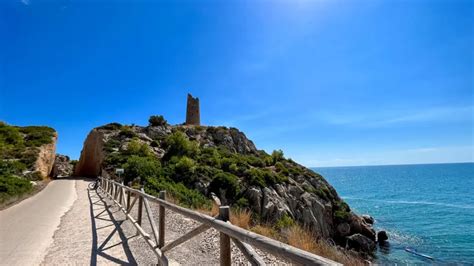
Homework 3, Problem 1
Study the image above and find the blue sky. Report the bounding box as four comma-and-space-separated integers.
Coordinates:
1, 0, 473, 167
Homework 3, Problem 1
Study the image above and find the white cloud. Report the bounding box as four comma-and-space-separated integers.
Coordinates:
20, 0, 30, 5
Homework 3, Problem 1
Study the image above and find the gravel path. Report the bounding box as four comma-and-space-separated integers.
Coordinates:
42, 179, 290, 265
42, 179, 137, 265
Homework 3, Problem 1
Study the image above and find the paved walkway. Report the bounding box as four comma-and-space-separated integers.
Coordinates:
0, 179, 76, 265
41, 179, 136, 265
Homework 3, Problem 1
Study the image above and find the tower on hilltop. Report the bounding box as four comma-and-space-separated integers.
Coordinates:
185, 93, 200, 126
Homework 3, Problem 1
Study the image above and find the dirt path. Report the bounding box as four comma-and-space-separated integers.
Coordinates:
0, 179, 76, 266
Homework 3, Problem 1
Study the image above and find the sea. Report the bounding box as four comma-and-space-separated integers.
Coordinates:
313, 163, 474, 265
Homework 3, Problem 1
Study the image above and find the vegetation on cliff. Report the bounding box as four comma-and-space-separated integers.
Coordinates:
76, 116, 377, 261
0, 122, 56, 204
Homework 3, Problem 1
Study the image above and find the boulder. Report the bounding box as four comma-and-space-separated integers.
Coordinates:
361, 214, 374, 225
350, 214, 376, 241
337, 223, 351, 237
377, 230, 388, 242
51, 154, 73, 178
347, 233, 376, 253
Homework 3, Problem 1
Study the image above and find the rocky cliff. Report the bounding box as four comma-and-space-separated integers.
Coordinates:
75, 121, 380, 253
0, 122, 58, 180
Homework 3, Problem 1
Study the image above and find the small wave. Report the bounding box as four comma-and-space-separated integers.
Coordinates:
342, 197, 474, 210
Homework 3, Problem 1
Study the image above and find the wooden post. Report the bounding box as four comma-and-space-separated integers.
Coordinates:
126, 182, 131, 211
137, 187, 144, 227
219, 206, 231, 266
119, 182, 124, 205
158, 191, 166, 248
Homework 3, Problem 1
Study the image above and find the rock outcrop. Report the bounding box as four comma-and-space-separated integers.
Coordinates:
74, 130, 105, 177
33, 132, 58, 178
51, 154, 74, 177
75, 121, 380, 253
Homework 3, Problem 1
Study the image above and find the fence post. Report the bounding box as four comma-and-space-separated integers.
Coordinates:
137, 187, 144, 227
126, 182, 131, 211
120, 182, 124, 205
219, 206, 231, 266
159, 191, 166, 248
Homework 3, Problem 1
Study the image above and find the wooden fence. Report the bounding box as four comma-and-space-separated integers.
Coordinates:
98, 177, 341, 266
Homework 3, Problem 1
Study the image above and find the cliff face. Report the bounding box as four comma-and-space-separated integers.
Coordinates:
75, 122, 378, 251
0, 122, 58, 180
34, 133, 57, 178
74, 130, 105, 177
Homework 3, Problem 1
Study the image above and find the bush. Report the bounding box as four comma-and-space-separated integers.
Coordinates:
123, 156, 161, 184
163, 131, 199, 160
275, 213, 295, 229
333, 201, 351, 221
104, 139, 121, 153
271, 149, 284, 164
97, 123, 122, 130
244, 168, 266, 187
209, 172, 240, 201
125, 139, 152, 157
172, 156, 197, 184
145, 177, 211, 209
119, 126, 137, 138
0, 160, 26, 175
148, 115, 168, 127
0, 174, 33, 204
19, 126, 55, 147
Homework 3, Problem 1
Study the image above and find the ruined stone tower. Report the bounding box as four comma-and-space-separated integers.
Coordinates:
185, 93, 200, 126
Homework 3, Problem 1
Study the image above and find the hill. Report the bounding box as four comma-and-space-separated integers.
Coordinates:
75, 116, 380, 259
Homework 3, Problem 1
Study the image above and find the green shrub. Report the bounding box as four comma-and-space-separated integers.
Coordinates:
275, 213, 294, 229
235, 197, 249, 209
244, 168, 266, 187
104, 139, 121, 153
209, 172, 240, 200
148, 115, 168, 127
145, 177, 211, 209
19, 149, 39, 168
97, 123, 122, 130
172, 156, 197, 184
19, 126, 55, 147
333, 201, 351, 221
163, 131, 199, 161
271, 149, 284, 165
119, 126, 137, 138
125, 139, 152, 157
0, 174, 33, 204
123, 156, 161, 184
0, 123, 23, 147
246, 156, 265, 167
0, 160, 26, 175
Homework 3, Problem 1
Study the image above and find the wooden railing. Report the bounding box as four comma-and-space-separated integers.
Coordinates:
98, 177, 341, 266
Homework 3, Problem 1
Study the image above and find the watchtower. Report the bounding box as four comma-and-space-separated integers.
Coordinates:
185, 93, 200, 126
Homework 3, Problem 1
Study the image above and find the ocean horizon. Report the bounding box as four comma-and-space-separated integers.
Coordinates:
313, 162, 474, 264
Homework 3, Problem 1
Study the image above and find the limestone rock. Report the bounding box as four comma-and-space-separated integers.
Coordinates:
74, 130, 105, 177
347, 233, 376, 253
51, 154, 73, 178
33, 132, 58, 178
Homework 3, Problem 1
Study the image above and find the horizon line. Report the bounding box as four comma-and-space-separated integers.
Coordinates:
311, 161, 474, 168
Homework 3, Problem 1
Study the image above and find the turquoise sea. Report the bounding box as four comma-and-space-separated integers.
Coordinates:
313, 163, 474, 264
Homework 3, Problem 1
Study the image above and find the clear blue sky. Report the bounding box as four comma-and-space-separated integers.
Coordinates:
1, 0, 473, 167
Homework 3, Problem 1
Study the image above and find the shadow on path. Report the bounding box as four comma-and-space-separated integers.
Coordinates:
87, 185, 137, 265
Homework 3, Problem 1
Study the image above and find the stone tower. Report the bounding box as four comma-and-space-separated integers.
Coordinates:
185, 93, 200, 126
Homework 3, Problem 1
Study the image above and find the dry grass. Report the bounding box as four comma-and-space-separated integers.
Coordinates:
196, 201, 219, 216
286, 225, 366, 266
230, 208, 251, 229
